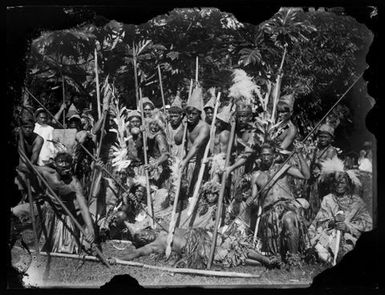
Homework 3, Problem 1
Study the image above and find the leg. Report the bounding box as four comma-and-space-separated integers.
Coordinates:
281, 211, 300, 254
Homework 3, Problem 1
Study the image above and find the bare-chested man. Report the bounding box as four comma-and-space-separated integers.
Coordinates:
17, 152, 95, 253
247, 142, 310, 265
15, 117, 44, 202
167, 94, 184, 159
275, 94, 297, 150
176, 86, 210, 204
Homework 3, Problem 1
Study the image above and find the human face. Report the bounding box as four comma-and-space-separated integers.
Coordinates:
22, 124, 34, 138
260, 147, 274, 168
143, 104, 154, 118
206, 192, 218, 204
54, 155, 72, 177
204, 108, 213, 125
135, 186, 146, 202
277, 106, 291, 122
130, 117, 141, 128
335, 172, 349, 195
186, 107, 201, 125
236, 111, 251, 129
37, 112, 48, 125
68, 118, 81, 130
317, 133, 332, 148
149, 121, 160, 134
134, 229, 157, 246
169, 113, 182, 128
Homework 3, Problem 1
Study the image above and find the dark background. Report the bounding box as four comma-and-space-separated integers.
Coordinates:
4, 0, 384, 292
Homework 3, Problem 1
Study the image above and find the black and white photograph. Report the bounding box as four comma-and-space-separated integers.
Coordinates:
5, 2, 381, 290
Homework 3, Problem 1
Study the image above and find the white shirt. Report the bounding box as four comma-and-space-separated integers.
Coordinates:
34, 123, 55, 166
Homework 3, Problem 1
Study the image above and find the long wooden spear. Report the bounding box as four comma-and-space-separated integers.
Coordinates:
94, 48, 102, 119
18, 149, 111, 268
32, 251, 261, 278
195, 56, 199, 83
165, 118, 188, 258
271, 44, 288, 123
207, 108, 236, 269
187, 91, 221, 218
132, 43, 140, 108
138, 88, 154, 228
157, 65, 166, 112
61, 73, 66, 126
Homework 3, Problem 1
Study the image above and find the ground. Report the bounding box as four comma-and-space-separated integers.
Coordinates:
10, 229, 329, 288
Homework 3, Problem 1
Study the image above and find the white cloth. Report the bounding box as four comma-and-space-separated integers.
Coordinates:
358, 158, 372, 173
34, 123, 55, 166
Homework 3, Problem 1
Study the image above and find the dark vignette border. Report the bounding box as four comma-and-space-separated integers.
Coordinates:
3, 0, 384, 293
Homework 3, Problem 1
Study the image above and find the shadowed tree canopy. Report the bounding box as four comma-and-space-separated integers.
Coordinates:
20, 7, 373, 150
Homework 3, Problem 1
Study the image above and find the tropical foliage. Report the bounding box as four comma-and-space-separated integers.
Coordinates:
22, 7, 372, 142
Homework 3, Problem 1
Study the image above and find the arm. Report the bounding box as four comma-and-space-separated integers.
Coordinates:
53, 103, 66, 124
287, 150, 310, 180
246, 172, 260, 207
279, 123, 297, 150
73, 179, 95, 237
31, 135, 44, 165
181, 125, 209, 168
91, 109, 107, 135
154, 134, 170, 166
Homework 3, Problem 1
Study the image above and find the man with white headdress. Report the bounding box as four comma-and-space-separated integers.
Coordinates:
176, 85, 210, 206
307, 156, 372, 265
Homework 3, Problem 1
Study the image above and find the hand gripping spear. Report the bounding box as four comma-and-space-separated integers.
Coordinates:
18, 148, 111, 268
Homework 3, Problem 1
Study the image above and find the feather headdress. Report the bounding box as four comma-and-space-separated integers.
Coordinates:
109, 95, 132, 172
228, 69, 260, 106
320, 156, 361, 187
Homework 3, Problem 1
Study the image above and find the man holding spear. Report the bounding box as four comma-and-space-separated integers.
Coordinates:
177, 85, 210, 205
248, 142, 310, 266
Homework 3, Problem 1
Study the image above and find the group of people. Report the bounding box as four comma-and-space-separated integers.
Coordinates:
11, 79, 373, 271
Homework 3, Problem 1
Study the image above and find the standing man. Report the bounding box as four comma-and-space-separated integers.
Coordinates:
307, 123, 338, 221
167, 94, 185, 159
223, 101, 255, 201
33, 108, 55, 166
248, 142, 310, 266
275, 94, 297, 150
177, 86, 210, 205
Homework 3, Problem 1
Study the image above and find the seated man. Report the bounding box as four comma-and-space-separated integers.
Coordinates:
307, 157, 372, 265
248, 142, 310, 266
17, 152, 95, 254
